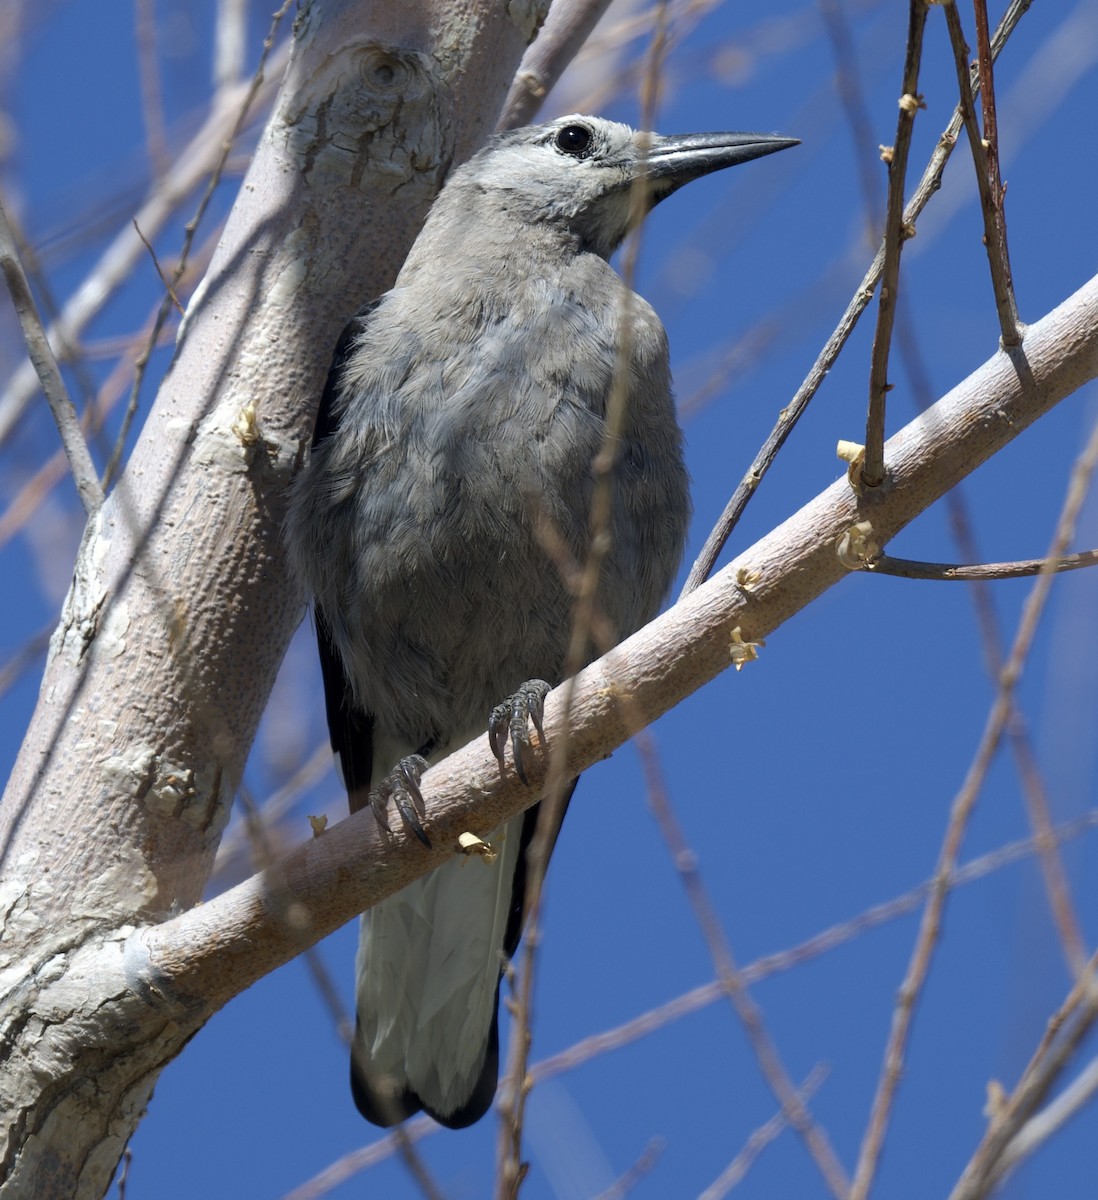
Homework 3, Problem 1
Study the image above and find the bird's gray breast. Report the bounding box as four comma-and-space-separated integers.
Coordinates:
309, 263, 688, 746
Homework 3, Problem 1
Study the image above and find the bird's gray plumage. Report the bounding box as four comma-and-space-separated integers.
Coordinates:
285, 113, 796, 1128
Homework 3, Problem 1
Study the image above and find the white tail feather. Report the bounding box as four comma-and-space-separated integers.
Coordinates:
353, 810, 524, 1117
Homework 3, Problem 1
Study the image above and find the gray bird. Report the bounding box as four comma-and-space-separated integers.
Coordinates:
285, 113, 796, 1128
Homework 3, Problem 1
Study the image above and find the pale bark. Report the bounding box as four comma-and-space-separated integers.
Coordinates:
0, 1, 545, 1195
1, 0, 1097, 1195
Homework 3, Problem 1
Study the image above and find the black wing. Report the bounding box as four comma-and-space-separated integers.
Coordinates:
313, 302, 382, 813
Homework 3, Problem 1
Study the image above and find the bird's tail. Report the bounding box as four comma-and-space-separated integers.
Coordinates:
351, 810, 527, 1128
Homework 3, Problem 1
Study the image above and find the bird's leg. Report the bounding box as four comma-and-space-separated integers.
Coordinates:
488, 679, 551, 785
369, 754, 431, 848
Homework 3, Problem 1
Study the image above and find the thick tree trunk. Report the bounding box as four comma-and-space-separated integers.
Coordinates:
0, 2, 545, 1195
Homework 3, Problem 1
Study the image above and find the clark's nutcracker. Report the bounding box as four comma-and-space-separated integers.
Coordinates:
285, 114, 796, 1128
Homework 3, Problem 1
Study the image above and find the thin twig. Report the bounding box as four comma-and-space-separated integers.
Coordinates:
972, 0, 1023, 345
818, 0, 884, 239
950, 953, 1098, 1199
851, 409, 1098, 1200
134, 0, 170, 181
851, 547, 1098, 581
116, 1146, 133, 1200
0, 198, 104, 513
105, 0, 293, 491
862, 0, 928, 489
680, 0, 1035, 595
0, 305, 185, 551
698, 1066, 830, 1200
495, 9, 672, 1195
0, 46, 287, 445
236, 785, 444, 1200
0, 623, 52, 701
132, 220, 183, 314
896, 312, 1088, 975
279, 808, 1098, 1200
944, 2, 1023, 347
994, 1052, 1098, 1180
639, 732, 852, 1199
591, 1138, 666, 1200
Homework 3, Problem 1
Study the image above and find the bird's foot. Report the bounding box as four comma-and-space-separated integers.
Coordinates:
369, 755, 431, 848
489, 679, 551, 785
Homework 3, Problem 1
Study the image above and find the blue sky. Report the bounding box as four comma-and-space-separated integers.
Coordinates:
2, 2, 1098, 1197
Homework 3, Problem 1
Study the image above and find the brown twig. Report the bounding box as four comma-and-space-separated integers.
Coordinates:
680, 0, 1035, 595
818, 0, 884, 239
896, 315, 1088, 976
236, 783, 444, 1199
639, 732, 852, 1198
971, 0, 1023, 345
950, 953, 1098, 1199
851, 409, 1098, 1200
862, 0, 928, 489
992, 1051, 1098, 1182
591, 1138, 667, 1200
278, 806, 1098, 1199
0, 198, 104, 513
107, 0, 293, 491
132, 220, 183, 314
698, 1066, 830, 1200
850, 547, 1098, 581
495, 9, 672, 1195
134, 0, 170, 180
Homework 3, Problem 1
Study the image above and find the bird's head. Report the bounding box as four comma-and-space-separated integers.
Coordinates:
459, 114, 798, 259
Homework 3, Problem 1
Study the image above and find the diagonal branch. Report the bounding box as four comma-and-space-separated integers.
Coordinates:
972, 0, 1023, 345
862, 0, 928, 489
0, 199, 104, 513
497, 0, 616, 130
141, 270, 1098, 1022
944, 1, 1023, 347
850, 400, 1098, 1200
680, 0, 1035, 594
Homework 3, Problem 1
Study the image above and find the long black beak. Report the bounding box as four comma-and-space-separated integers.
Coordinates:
639, 131, 799, 197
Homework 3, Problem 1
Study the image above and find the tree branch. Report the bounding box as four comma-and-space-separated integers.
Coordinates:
142, 270, 1098, 1018
0, 199, 104, 513
863, 0, 928, 489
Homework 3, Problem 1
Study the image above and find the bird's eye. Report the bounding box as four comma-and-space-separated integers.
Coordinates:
555, 124, 594, 158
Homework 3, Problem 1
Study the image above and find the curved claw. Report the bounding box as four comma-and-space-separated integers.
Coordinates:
488, 705, 510, 768
368, 754, 431, 848
488, 679, 551, 785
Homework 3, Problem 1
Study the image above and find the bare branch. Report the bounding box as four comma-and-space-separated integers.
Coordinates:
641, 732, 850, 1197
498, 0, 616, 130
681, 0, 1035, 594
591, 1138, 666, 1200
972, 0, 1023, 345
0, 45, 289, 445
698, 1067, 830, 1200
950, 954, 1098, 1199
896, 315, 1088, 977
848, 547, 1098, 581
995, 1054, 1098, 1181
134, 0, 170, 181
279, 806, 1098, 1199
851, 398, 1098, 1200
497, 13, 674, 1190
0, 197, 104, 512
139, 270, 1098, 1055
944, 1, 1024, 347
862, 0, 928, 489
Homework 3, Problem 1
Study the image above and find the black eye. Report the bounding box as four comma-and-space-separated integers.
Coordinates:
555, 124, 593, 158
